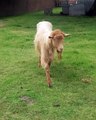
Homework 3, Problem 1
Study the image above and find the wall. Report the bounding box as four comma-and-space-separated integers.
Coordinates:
0, 0, 55, 16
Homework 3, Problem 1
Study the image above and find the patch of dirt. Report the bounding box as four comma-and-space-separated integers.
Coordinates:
0, 22, 5, 28
20, 96, 35, 105
53, 101, 60, 107
81, 77, 92, 84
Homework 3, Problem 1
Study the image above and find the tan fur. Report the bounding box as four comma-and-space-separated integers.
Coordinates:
34, 21, 69, 87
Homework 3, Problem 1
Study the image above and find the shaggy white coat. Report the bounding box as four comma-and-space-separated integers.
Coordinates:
34, 21, 53, 68
34, 21, 69, 87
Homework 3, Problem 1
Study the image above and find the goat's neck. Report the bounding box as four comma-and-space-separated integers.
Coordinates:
48, 40, 54, 53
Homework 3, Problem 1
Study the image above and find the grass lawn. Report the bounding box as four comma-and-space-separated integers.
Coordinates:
0, 9, 96, 120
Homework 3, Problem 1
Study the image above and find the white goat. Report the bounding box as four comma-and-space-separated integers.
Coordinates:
34, 21, 69, 87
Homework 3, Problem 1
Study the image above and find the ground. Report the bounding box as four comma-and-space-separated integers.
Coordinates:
0, 9, 96, 120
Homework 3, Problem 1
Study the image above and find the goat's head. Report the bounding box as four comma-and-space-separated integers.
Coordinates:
49, 29, 70, 53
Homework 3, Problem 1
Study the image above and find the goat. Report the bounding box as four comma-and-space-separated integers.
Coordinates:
34, 21, 69, 87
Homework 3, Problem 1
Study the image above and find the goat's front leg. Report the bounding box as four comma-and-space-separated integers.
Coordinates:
45, 65, 52, 87
49, 50, 53, 67
57, 52, 62, 60
48, 61, 51, 67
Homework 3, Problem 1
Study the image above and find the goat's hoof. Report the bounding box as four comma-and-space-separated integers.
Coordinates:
48, 84, 52, 88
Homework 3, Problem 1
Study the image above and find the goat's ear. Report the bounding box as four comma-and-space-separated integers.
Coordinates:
62, 32, 70, 37
64, 33, 70, 37
49, 36, 53, 39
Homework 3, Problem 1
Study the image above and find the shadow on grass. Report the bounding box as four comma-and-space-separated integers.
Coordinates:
50, 60, 91, 86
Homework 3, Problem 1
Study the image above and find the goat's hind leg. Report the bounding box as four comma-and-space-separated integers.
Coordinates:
45, 65, 52, 87
38, 56, 41, 67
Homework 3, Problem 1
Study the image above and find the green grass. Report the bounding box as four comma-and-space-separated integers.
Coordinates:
0, 9, 96, 120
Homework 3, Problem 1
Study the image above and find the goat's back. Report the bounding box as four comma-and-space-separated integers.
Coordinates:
37, 21, 52, 33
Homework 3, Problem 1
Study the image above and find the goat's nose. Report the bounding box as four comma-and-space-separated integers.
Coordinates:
57, 48, 63, 53
60, 48, 63, 52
